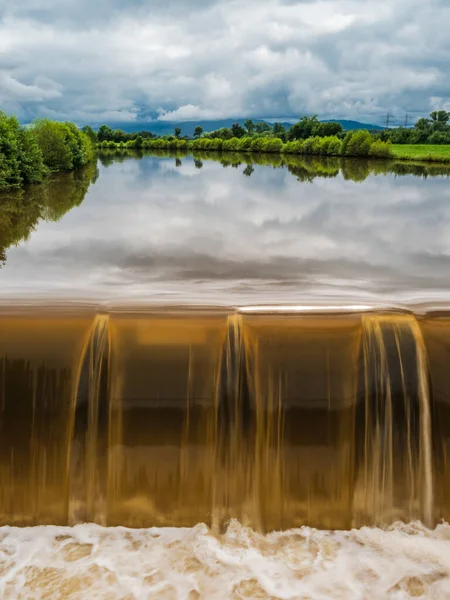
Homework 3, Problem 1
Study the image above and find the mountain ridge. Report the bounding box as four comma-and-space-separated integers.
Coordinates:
89, 118, 384, 136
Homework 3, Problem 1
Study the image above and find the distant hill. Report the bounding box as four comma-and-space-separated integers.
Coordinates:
93, 118, 384, 136
324, 119, 384, 131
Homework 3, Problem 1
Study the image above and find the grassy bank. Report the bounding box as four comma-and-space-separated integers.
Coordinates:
391, 145, 450, 163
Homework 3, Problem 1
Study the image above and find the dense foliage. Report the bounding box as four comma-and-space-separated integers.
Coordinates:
380, 111, 450, 145
0, 111, 96, 189
98, 129, 392, 158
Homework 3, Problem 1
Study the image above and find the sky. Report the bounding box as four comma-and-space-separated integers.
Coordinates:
0, 0, 449, 125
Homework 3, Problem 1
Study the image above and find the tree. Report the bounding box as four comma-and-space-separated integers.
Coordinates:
255, 121, 272, 134
430, 110, 450, 126
32, 119, 74, 171
288, 116, 320, 141
194, 126, 203, 138
0, 112, 24, 187
272, 122, 286, 140
244, 119, 255, 135
97, 124, 114, 142
315, 121, 343, 137
174, 127, 182, 138
81, 125, 98, 142
231, 123, 246, 138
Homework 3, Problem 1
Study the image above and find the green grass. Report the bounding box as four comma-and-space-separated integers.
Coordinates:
392, 145, 450, 163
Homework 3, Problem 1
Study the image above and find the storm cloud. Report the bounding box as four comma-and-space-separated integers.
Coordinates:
0, 0, 449, 124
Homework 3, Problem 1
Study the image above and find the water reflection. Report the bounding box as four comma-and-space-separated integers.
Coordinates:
0, 162, 99, 266
1, 152, 450, 304
98, 149, 450, 181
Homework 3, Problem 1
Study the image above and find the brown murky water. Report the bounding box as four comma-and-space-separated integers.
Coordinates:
1, 305, 448, 531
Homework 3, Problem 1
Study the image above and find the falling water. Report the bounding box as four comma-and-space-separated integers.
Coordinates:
0, 305, 444, 530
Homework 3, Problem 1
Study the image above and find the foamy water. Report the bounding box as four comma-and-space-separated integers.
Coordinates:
1, 521, 450, 599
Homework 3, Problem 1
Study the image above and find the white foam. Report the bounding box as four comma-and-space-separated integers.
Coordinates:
1, 520, 450, 599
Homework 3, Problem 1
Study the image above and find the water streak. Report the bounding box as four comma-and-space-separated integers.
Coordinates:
0, 306, 447, 529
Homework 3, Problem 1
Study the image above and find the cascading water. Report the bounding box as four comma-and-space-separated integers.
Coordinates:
0, 305, 444, 531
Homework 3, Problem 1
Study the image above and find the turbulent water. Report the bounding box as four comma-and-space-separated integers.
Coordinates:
2, 154, 450, 598
1, 520, 450, 599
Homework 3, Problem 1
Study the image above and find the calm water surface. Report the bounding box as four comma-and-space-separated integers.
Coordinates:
1, 152, 450, 306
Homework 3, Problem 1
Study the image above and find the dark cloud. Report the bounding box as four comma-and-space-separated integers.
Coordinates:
0, 0, 449, 124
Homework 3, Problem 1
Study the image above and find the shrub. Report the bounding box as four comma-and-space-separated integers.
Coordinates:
210, 138, 223, 151
282, 140, 304, 154
251, 137, 265, 152
261, 138, 284, 153
369, 140, 393, 158
342, 130, 373, 157
326, 136, 342, 156
222, 137, 240, 152
302, 136, 321, 155
238, 136, 253, 151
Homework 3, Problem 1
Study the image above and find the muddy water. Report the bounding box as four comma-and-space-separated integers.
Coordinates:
1, 306, 449, 532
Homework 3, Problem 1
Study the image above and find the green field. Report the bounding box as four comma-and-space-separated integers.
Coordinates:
392, 144, 450, 163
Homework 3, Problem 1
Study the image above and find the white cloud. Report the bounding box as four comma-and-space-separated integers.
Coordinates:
157, 105, 227, 121
0, 0, 448, 124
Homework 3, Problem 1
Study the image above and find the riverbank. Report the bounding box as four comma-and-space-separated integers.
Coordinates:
98, 137, 450, 165
392, 144, 450, 163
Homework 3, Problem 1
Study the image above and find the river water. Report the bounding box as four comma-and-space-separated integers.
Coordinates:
1, 152, 450, 599
2, 152, 450, 306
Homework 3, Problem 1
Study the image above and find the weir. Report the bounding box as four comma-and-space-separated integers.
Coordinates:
0, 306, 448, 531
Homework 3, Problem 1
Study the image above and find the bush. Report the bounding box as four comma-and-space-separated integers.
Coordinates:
342, 130, 373, 157
261, 138, 284, 153
302, 136, 321, 155
251, 138, 265, 152
317, 136, 342, 156
326, 136, 342, 156
238, 137, 253, 151
369, 140, 393, 158
282, 140, 304, 154
222, 137, 240, 152
210, 138, 223, 151
428, 131, 450, 145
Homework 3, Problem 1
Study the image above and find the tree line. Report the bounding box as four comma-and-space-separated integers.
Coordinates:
98, 127, 392, 159
0, 111, 96, 189
379, 111, 450, 145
